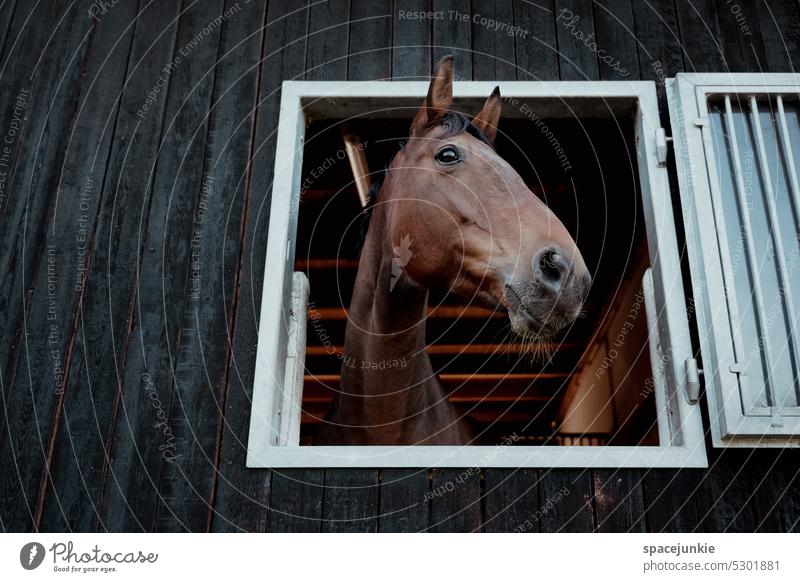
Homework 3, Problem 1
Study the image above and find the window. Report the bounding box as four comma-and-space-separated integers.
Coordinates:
246, 79, 712, 468
668, 73, 800, 447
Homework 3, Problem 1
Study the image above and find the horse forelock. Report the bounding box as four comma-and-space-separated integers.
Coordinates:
436, 111, 492, 146
355, 112, 492, 253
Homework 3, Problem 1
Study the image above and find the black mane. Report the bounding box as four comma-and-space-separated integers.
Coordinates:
356, 111, 492, 252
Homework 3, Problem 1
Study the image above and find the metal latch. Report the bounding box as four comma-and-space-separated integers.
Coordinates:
656, 128, 670, 167
685, 358, 702, 404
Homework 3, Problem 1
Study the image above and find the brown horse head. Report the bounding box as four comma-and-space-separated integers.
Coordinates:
379, 56, 591, 343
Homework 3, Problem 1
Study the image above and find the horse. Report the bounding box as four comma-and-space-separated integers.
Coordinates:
316, 56, 591, 445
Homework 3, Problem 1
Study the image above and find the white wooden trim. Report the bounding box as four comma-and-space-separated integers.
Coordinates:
289, 79, 660, 97
643, 269, 674, 447
246, 80, 709, 468
246, 444, 707, 468
278, 272, 310, 446
246, 85, 305, 463
667, 72, 800, 448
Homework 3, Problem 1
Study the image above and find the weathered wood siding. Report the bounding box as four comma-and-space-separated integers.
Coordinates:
0, 0, 798, 532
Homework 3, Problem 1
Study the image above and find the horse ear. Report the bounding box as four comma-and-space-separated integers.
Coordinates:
472, 86, 502, 144
410, 55, 454, 136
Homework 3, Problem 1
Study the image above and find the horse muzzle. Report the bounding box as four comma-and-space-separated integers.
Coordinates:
504, 246, 591, 338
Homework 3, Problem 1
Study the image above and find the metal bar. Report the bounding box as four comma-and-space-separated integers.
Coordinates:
775, 96, 800, 230
775, 95, 800, 408
723, 95, 781, 410
749, 95, 800, 407
697, 98, 751, 408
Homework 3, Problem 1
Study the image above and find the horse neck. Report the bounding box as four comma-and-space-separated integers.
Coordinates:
340, 203, 438, 425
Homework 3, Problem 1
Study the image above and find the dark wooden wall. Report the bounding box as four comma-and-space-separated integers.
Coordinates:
0, 0, 798, 533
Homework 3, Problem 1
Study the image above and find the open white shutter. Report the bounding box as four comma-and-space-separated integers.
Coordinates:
668, 73, 800, 447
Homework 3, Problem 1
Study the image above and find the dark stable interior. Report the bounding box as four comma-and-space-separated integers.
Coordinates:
296, 111, 658, 446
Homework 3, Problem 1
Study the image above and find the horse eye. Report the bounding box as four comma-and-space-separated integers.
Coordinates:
435, 146, 460, 165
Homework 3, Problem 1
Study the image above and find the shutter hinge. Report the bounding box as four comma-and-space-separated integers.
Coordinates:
656, 127, 670, 167
694, 117, 709, 128
685, 358, 702, 404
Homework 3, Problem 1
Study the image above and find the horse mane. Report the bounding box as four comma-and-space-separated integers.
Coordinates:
355, 111, 492, 253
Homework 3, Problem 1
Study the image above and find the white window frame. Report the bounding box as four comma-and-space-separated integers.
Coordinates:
246, 80, 707, 468
668, 73, 800, 448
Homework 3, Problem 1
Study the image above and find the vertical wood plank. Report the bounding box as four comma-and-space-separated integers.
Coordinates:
321, 469, 380, 532
0, 0, 67, 386
0, 0, 54, 230
393, 0, 432, 80
37, 0, 146, 532
716, 0, 767, 71
306, 0, 350, 80
268, 469, 324, 532
428, 468, 482, 532
154, 0, 267, 532
0, 0, 19, 60
777, 452, 800, 532
211, 0, 309, 532
483, 469, 540, 532
593, 469, 646, 532
349, 0, 392, 80
0, 0, 99, 532
642, 469, 704, 532
432, 0, 472, 78
674, 0, 725, 71
697, 450, 758, 532
470, 0, 516, 80
553, 0, 599, 80
378, 469, 430, 532
513, 0, 559, 80
593, 0, 639, 80
60, 1, 181, 530
537, 469, 594, 532
102, 0, 223, 531
754, 0, 800, 72
735, 451, 800, 533
748, 450, 789, 532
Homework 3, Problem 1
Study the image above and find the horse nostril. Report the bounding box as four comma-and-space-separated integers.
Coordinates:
534, 248, 570, 293
540, 251, 562, 280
